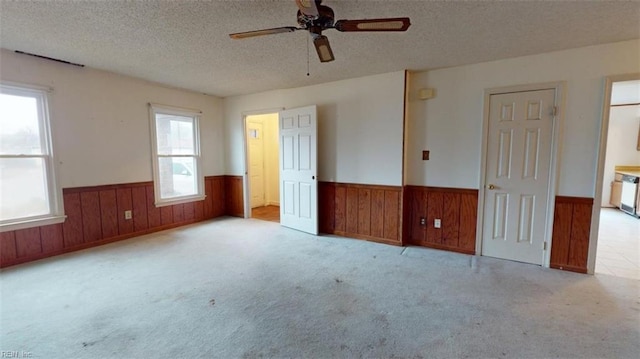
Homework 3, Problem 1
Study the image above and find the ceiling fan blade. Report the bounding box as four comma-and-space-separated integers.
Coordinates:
295, 0, 319, 17
313, 35, 334, 62
229, 27, 298, 39
334, 17, 411, 32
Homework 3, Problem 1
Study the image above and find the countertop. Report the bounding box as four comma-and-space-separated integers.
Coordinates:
615, 166, 640, 178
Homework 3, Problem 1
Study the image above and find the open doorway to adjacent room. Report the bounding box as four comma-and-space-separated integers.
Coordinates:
245, 113, 280, 223
594, 75, 640, 280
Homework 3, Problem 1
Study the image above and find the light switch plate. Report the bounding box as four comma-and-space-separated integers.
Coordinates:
422, 150, 429, 160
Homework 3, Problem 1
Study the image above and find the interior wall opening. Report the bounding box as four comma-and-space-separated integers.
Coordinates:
595, 77, 640, 280
245, 113, 280, 223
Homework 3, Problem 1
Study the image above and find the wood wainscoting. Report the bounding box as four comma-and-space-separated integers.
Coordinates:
224, 175, 244, 217
550, 196, 594, 273
319, 182, 403, 245
0, 176, 228, 268
404, 186, 478, 254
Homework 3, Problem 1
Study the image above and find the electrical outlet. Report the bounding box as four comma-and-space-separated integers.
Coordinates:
124, 210, 132, 220
434, 219, 441, 228
422, 150, 430, 160
420, 217, 426, 226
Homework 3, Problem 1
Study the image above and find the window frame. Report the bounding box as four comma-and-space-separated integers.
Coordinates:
149, 103, 205, 207
0, 82, 65, 232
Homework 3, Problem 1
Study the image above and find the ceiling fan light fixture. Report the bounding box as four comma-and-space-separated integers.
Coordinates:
313, 35, 334, 62
295, 0, 319, 17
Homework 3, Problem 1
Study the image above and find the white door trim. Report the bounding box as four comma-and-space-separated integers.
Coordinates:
476, 82, 566, 268
589, 73, 640, 274
241, 108, 284, 219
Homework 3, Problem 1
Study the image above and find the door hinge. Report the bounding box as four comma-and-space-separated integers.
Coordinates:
552, 106, 558, 117
543, 242, 547, 251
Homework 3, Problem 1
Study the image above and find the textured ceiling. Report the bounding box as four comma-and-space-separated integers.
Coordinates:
1, 0, 639, 98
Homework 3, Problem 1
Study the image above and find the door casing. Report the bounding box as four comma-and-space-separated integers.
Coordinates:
476, 82, 565, 268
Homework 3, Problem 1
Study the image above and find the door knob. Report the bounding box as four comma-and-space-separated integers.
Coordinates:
487, 184, 496, 190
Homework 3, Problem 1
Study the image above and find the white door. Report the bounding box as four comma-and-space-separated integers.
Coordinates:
482, 89, 556, 265
247, 120, 265, 208
279, 105, 318, 235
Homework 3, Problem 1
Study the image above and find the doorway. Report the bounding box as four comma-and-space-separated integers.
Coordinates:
593, 75, 640, 279
245, 113, 280, 223
479, 83, 563, 266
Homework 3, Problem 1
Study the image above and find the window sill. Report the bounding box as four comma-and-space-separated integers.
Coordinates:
0, 215, 67, 233
154, 194, 207, 207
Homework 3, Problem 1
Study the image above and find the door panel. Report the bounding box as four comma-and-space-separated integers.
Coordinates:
279, 106, 318, 235
299, 134, 312, 170
482, 89, 555, 265
497, 129, 513, 178
282, 135, 294, 170
492, 192, 508, 240
518, 195, 535, 243
300, 182, 312, 218
283, 181, 295, 215
523, 129, 540, 179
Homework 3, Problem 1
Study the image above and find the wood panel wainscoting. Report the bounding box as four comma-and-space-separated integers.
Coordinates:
550, 196, 594, 273
319, 182, 403, 245
0, 176, 232, 268
404, 186, 478, 255
224, 175, 244, 217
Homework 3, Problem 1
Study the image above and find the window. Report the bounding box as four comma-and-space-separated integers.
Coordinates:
149, 104, 204, 206
0, 83, 64, 231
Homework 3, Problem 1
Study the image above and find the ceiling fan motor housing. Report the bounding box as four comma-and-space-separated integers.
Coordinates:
297, 4, 335, 31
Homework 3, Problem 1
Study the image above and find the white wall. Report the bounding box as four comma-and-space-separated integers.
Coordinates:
224, 71, 406, 186
601, 105, 640, 206
407, 40, 640, 197
0, 49, 225, 188
7, 38, 636, 196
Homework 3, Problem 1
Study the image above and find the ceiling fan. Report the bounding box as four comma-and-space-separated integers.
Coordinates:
229, 0, 411, 63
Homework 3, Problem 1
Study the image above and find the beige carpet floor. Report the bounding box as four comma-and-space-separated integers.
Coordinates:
1, 217, 639, 358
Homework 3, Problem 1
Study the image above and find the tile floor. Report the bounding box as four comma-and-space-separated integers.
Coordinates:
595, 208, 640, 280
